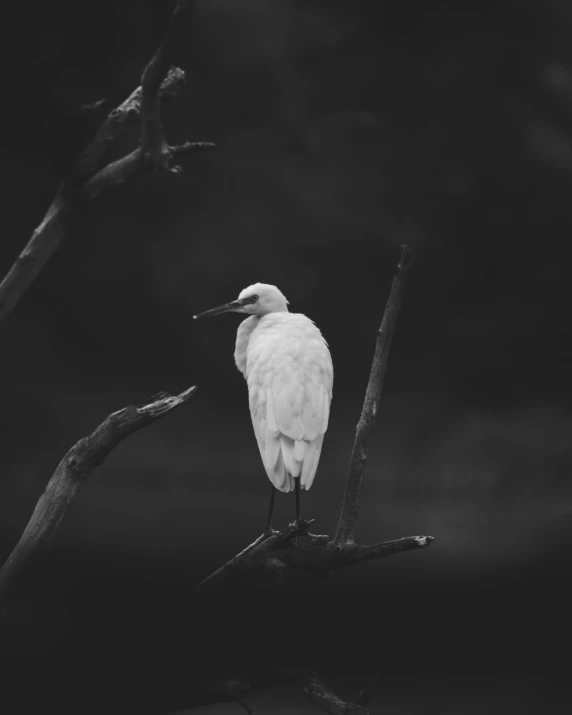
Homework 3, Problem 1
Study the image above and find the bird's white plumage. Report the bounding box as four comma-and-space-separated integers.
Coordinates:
235, 311, 333, 493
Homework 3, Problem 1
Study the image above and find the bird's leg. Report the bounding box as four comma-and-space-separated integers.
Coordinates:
292, 479, 305, 547
265, 484, 276, 535
289, 480, 316, 541
295, 478, 301, 525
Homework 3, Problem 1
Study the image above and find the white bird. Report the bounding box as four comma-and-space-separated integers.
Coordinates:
194, 283, 333, 531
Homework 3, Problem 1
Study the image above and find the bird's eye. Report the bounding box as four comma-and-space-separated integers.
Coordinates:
250, 295, 259, 303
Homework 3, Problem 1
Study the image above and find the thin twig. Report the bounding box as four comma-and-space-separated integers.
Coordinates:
0, 0, 214, 324
0, 387, 197, 614
283, 535, 433, 572
334, 245, 415, 545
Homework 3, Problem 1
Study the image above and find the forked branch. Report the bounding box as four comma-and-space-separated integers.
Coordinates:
0, 0, 213, 324
0, 387, 197, 614
196, 245, 433, 592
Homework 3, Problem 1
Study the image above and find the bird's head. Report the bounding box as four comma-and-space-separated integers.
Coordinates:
193, 283, 289, 320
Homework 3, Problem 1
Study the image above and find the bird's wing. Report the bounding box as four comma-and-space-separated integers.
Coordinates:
249, 382, 293, 491
247, 319, 333, 492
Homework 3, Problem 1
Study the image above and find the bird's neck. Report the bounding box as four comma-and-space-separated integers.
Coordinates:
234, 315, 259, 376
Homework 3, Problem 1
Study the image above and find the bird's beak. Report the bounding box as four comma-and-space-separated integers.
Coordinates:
193, 299, 245, 320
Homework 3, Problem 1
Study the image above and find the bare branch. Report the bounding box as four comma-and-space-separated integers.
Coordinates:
195, 527, 433, 591
139, 0, 198, 171
0, 0, 214, 324
84, 140, 214, 199
301, 672, 369, 715
283, 534, 434, 572
195, 523, 316, 591
334, 244, 415, 545
0, 387, 197, 614
76, 66, 187, 182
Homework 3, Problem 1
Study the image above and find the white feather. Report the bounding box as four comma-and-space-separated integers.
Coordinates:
243, 311, 333, 493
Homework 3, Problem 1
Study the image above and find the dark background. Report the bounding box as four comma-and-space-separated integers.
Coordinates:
0, 0, 570, 712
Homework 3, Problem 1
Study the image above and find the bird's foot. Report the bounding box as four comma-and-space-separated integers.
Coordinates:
288, 517, 315, 536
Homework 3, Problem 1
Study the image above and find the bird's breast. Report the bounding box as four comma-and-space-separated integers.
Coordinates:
245, 313, 333, 392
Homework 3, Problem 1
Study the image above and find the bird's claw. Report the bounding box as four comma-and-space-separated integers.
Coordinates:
288, 517, 315, 535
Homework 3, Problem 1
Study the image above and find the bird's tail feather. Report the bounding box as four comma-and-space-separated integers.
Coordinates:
264, 436, 295, 492
261, 432, 323, 493
300, 435, 323, 490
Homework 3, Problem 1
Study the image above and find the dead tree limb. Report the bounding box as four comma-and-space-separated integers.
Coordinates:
0, 0, 214, 324
334, 244, 415, 544
195, 245, 433, 592
0, 387, 197, 614
301, 671, 370, 715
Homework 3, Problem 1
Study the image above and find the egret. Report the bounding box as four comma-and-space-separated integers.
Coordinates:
194, 283, 333, 532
